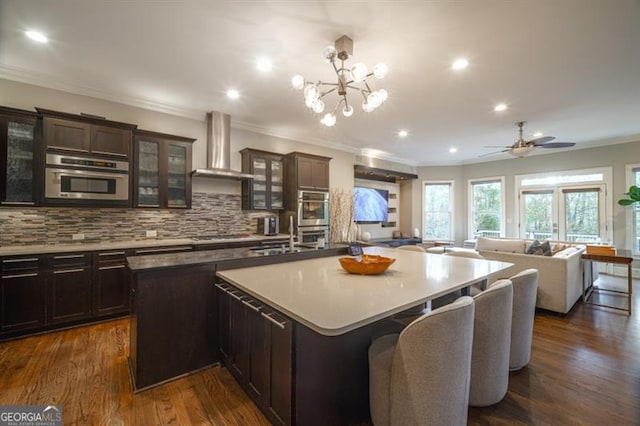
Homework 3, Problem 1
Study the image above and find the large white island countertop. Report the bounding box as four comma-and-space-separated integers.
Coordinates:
216, 246, 513, 336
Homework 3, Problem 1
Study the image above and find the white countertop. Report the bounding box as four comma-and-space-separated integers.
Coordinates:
217, 246, 513, 336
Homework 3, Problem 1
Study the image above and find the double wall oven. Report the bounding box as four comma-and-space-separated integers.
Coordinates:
297, 190, 329, 244
44, 153, 129, 204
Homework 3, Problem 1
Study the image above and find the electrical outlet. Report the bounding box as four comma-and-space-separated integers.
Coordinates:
72, 233, 85, 241
146, 230, 157, 238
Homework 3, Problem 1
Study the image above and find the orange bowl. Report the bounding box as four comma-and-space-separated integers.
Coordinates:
339, 255, 396, 275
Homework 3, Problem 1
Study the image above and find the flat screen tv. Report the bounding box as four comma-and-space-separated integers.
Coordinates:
354, 187, 389, 223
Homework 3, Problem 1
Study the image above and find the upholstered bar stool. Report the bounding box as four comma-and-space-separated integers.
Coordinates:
368, 296, 475, 426
469, 279, 513, 407
508, 269, 538, 370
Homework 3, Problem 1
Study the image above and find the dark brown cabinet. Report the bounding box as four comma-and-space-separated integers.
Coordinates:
241, 149, 284, 210
0, 256, 46, 333
285, 152, 331, 191
0, 107, 40, 206
216, 280, 293, 425
134, 130, 194, 209
47, 253, 92, 324
129, 263, 217, 391
93, 250, 131, 317
39, 108, 134, 158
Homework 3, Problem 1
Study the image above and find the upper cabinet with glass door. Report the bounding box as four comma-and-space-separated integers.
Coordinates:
0, 107, 40, 206
241, 149, 284, 210
133, 130, 194, 209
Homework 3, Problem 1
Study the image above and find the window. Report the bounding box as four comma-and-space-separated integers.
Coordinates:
423, 181, 453, 241
516, 167, 612, 243
469, 178, 504, 239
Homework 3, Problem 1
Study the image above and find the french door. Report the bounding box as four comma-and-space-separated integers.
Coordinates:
519, 185, 606, 242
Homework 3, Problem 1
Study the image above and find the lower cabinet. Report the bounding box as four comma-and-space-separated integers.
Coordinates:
47, 253, 92, 324
93, 250, 131, 317
216, 280, 293, 426
0, 256, 46, 333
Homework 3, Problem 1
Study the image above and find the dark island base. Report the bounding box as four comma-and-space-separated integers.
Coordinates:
295, 322, 380, 426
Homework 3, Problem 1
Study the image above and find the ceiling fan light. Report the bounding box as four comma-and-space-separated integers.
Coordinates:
509, 146, 534, 157
291, 75, 305, 90
350, 63, 368, 82
373, 63, 388, 79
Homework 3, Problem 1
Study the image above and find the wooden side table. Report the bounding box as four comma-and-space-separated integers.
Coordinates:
582, 249, 633, 315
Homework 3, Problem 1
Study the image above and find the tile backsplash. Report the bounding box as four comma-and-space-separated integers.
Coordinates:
0, 193, 274, 246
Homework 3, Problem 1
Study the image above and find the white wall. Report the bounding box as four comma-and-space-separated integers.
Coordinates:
0, 79, 356, 196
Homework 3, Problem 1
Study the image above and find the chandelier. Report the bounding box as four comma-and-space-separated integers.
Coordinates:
291, 35, 388, 127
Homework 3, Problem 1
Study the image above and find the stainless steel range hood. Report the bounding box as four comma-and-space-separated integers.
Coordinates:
192, 111, 254, 179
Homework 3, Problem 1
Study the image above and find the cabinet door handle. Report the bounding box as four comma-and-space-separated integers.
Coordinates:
53, 254, 85, 260
3, 258, 39, 263
98, 265, 125, 271
228, 291, 246, 302
53, 268, 85, 274
214, 283, 230, 293
242, 299, 261, 312
99, 251, 126, 256
135, 246, 192, 254
91, 150, 128, 158
261, 312, 287, 329
2, 272, 38, 279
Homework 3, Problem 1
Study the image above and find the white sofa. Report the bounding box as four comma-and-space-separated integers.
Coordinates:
474, 237, 586, 314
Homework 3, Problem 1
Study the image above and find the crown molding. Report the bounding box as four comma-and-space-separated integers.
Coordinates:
0, 64, 204, 120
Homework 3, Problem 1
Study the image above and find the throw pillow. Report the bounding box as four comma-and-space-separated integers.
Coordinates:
526, 240, 541, 254
540, 241, 552, 256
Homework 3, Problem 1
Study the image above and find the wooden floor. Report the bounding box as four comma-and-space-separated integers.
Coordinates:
1, 274, 639, 425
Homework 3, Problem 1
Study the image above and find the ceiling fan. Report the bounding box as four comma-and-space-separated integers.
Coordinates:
483, 121, 576, 158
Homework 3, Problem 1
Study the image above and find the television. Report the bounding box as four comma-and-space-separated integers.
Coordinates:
354, 187, 389, 223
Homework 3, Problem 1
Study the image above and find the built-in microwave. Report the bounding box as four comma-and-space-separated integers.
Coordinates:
44, 153, 129, 203
297, 190, 329, 227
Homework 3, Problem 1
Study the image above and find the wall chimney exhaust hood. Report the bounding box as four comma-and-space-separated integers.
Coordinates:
192, 111, 254, 179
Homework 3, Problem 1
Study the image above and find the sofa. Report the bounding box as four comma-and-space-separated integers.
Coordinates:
474, 237, 587, 314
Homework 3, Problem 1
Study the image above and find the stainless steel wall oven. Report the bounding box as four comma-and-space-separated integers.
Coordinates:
297, 190, 329, 227
44, 153, 129, 203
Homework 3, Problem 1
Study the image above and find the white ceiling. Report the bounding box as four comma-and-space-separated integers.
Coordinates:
1, 0, 639, 166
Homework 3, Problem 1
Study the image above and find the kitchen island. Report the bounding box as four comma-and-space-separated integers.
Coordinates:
216, 246, 512, 425
126, 243, 348, 393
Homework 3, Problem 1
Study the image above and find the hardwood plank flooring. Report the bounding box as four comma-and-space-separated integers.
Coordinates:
0, 274, 638, 425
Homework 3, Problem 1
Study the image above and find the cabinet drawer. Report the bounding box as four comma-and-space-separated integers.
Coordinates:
1, 257, 42, 274
133, 245, 193, 255
49, 253, 91, 269
96, 250, 128, 265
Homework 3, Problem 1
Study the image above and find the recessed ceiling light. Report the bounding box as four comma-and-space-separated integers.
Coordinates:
533, 131, 543, 138
451, 58, 469, 71
494, 103, 507, 112
256, 57, 272, 72
25, 30, 47, 43
226, 89, 240, 99
449, 147, 457, 153
398, 130, 408, 137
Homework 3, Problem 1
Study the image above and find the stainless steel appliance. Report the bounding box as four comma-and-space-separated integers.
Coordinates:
257, 216, 279, 235
298, 225, 329, 245
297, 190, 329, 227
45, 153, 129, 202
